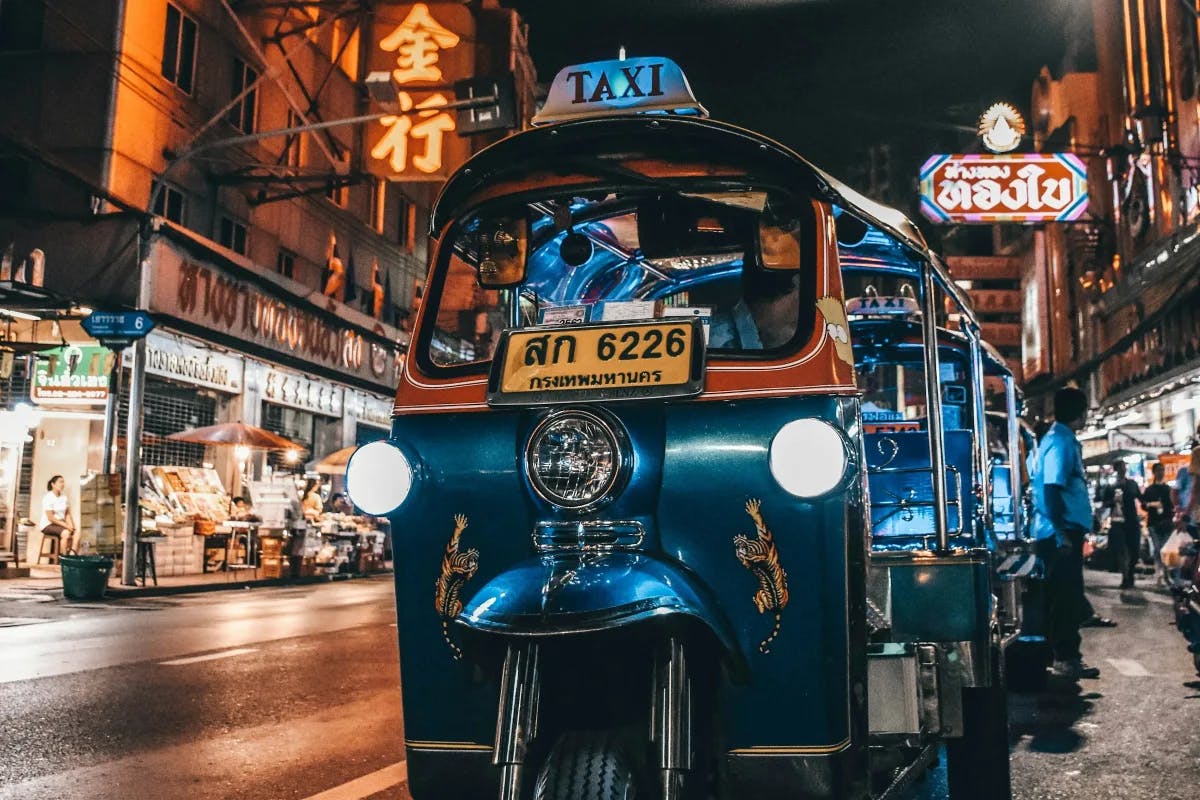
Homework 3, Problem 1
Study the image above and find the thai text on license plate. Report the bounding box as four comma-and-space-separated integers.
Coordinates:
499, 321, 697, 395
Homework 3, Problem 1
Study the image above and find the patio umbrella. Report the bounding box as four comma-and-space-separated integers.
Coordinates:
166, 422, 303, 451
313, 445, 356, 474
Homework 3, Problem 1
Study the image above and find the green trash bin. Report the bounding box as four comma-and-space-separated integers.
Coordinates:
60, 554, 115, 600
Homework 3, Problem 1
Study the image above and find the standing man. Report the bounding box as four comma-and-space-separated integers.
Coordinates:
1142, 462, 1175, 587
1030, 387, 1099, 680
1102, 460, 1143, 590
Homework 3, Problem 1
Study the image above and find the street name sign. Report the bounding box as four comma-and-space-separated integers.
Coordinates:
81, 310, 156, 350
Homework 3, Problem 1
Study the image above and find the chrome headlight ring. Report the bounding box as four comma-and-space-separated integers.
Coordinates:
524, 408, 630, 513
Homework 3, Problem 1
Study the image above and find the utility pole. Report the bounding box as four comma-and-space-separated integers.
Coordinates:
120, 233, 153, 585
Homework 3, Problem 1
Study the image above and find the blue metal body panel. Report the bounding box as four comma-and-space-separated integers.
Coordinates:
864, 429, 978, 549
460, 551, 740, 655
385, 395, 863, 758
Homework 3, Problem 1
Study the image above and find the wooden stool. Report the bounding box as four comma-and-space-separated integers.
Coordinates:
38, 531, 61, 565
135, 538, 158, 586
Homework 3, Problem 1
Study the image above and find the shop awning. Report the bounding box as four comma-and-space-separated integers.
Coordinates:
313, 445, 356, 474
166, 423, 303, 451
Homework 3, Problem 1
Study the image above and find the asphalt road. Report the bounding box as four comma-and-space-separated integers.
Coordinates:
0, 578, 407, 800
1, 568, 1196, 800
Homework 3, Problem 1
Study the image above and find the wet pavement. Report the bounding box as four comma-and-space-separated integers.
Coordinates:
1, 567, 1197, 799
0, 578, 407, 799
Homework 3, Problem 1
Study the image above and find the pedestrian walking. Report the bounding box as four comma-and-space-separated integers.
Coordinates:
1173, 431, 1199, 534
39, 474, 75, 558
1142, 462, 1175, 586
1101, 460, 1143, 589
1029, 387, 1100, 680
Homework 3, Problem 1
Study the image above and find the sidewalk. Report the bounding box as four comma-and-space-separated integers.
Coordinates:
0, 563, 393, 599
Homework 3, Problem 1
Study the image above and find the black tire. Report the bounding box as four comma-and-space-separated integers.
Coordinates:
534, 730, 639, 800
946, 653, 1012, 799
1193, 651, 1200, 677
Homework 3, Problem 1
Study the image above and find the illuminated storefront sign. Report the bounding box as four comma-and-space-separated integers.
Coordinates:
136, 332, 244, 394
368, 3, 474, 180
256, 364, 345, 417
148, 239, 401, 393
32, 345, 113, 405
348, 389, 393, 428
919, 153, 1088, 224
977, 102, 1026, 154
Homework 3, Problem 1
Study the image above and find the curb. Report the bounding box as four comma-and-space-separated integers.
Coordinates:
97, 570, 394, 599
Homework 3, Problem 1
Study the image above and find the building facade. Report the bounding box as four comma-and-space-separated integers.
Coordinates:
1023, 0, 1200, 458
0, 0, 536, 563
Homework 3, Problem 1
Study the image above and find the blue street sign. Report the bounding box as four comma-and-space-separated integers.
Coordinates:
81, 310, 156, 341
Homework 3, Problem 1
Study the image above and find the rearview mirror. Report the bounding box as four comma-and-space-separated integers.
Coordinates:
636, 194, 751, 260
476, 213, 529, 288
758, 220, 801, 271
758, 195, 803, 271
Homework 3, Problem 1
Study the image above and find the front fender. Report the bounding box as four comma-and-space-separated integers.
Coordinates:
458, 551, 740, 658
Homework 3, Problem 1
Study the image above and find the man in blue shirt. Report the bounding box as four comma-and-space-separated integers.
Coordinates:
1029, 387, 1099, 680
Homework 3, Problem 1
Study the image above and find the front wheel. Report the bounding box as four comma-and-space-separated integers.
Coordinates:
534, 730, 639, 800
945, 655, 1011, 799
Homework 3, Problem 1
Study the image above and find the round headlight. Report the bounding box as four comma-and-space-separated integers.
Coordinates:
769, 419, 849, 498
525, 410, 625, 511
346, 441, 413, 515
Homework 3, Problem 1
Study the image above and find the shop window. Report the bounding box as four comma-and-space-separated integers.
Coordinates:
330, 16, 359, 81
151, 184, 186, 225
161, 2, 197, 95
370, 178, 386, 234
276, 249, 296, 279
284, 110, 304, 168
355, 424, 387, 447
397, 195, 416, 251
0, 0, 44, 51
119, 380, 217, 469
262, 403, 314, 472
219, 216, 248, 255
227, 58, 258, 134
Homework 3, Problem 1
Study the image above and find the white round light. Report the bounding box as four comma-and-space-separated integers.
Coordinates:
768, 419, 849, 498
346, 441, 413, 514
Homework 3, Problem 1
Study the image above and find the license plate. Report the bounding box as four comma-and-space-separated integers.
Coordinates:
488, 319, 705, 405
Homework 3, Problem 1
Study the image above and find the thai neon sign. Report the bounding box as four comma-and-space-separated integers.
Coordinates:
919, 153, 1088, 224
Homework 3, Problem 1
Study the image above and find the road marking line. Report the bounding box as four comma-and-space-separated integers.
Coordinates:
159, 647, 258, 666
1106, 658, 1150, 676
301, 760, 407, 800
0, 616, 50, 627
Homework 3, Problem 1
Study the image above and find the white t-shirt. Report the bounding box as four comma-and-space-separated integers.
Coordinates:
40, 491, 68, 531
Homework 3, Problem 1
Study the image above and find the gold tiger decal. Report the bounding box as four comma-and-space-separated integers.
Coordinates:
434, 514, 479, 660
733, 498, 789, 654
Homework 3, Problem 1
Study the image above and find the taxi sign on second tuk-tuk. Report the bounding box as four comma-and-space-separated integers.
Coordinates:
531, 56, 707, 125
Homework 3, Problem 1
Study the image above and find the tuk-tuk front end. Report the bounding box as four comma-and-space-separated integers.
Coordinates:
347, 58, 874, 800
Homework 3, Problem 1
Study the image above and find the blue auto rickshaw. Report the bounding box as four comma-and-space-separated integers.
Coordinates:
347, 57, 1013, 800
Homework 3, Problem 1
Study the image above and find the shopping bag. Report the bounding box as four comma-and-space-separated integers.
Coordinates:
1161, 530, 1191, 568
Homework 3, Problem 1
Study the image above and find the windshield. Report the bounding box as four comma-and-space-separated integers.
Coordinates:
857, 353, 973, 431
421, 185, 817, 371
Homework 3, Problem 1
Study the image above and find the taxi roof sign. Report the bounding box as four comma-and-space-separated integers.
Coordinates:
532, 57, 707, 126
